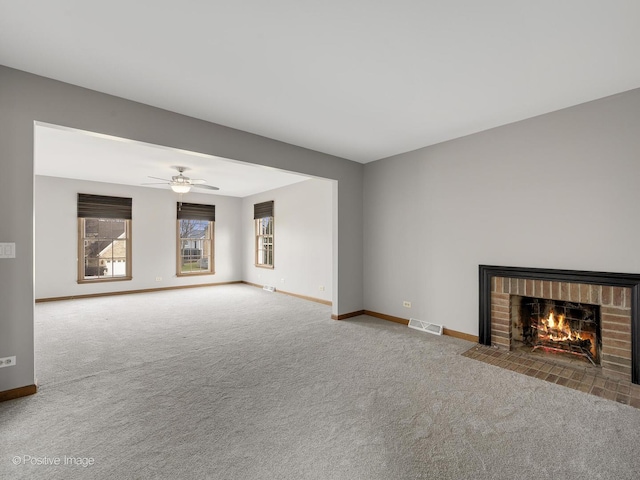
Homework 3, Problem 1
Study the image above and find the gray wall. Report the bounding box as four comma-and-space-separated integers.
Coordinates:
242, 179, 334, 302
0, 66, 363, 393
364, 88, 640, 335
35, 176, 243, 299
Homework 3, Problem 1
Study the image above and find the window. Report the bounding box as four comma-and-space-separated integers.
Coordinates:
78, 193, 132, 282
254, 200, 274, 268
177, 202, 215, 276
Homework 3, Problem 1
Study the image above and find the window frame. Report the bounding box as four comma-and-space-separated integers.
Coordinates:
254, 200, 274, 269
77, 217, 132, 283
77, 193, 132, 284
176, 202, 216, 277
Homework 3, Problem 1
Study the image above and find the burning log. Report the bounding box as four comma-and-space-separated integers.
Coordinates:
531, 310, 597, 360
521, 298, 600, 366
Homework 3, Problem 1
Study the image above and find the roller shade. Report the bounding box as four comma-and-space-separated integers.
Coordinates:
177, 202, 216, 221
78, 193, 132, 219
253, 200, 274, 219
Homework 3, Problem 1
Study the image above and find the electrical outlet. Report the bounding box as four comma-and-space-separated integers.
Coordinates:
0, 243, 16, 259
281, 278, 285, 283
155, 277, 162, 282
319, 286, 325, 291
0, 356, 16, 368
403, 301, 412, 308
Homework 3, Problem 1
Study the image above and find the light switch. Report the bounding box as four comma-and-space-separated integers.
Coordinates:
0, 243, 16, 258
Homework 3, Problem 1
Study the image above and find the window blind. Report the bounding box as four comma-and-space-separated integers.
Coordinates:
177, 202, 216, 221
77, 193, 132, 219
253, 200, 274, 219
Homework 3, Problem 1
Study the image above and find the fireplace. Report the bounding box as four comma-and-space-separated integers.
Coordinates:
479, 266, 640, 385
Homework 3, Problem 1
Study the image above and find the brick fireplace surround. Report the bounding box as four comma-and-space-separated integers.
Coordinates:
479, 265, 640, 385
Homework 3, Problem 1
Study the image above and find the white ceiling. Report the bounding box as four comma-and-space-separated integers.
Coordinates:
34, 123, 311, 197
3, 1, 640, 163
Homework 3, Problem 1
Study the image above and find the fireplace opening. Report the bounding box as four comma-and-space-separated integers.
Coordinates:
512, 297, 601, 366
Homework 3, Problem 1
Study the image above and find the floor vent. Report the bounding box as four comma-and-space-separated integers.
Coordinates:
263, 285, 276, 292
408, 318, 443, 336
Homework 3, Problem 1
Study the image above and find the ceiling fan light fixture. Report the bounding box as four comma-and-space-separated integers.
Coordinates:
143, 166, 217, 193
170, 183, 191, 193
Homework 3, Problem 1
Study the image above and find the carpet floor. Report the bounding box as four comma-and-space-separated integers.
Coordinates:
1, 284, 640, 479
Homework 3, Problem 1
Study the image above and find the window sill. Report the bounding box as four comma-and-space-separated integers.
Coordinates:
77, 276, 132, 284
176, 271, 216, 277
254, 264, 274, 269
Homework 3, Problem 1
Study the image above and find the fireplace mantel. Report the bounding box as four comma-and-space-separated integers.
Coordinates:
479, 265, 640, 384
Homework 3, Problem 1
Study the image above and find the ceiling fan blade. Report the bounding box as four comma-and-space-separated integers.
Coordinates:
148, 176, 171, 182
141, 182, 169, 186
192, 184, 220, 191
190, 178, 207, 184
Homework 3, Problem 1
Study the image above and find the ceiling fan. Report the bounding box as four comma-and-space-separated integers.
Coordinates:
142, 166, 219, 193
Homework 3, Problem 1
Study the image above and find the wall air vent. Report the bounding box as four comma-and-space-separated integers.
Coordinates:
408, 318, 443, 336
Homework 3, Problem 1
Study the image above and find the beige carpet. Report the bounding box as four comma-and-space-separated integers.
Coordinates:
1, 284, 640, 479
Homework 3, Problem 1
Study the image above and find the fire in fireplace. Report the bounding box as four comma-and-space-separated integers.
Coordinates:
515, 297, 601, 365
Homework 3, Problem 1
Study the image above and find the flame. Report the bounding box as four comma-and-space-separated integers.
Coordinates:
537, 310, 596, 358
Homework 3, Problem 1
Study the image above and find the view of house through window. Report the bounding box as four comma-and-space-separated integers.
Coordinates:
80, 218, 130, 279
177, 202, 215, 276
77, 193, 132, 282
254, 200, 274, 268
